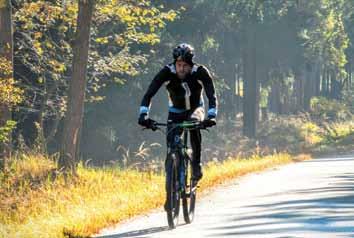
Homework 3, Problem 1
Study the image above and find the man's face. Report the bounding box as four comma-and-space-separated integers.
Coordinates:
175, 59, 192, 79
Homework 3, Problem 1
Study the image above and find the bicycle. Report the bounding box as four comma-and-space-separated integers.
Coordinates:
145, 120, 209, 229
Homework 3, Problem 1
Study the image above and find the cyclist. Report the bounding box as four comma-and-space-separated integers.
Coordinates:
138, 43, 218, 182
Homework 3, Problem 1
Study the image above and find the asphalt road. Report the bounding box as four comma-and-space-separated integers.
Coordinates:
95, 154, 354, 238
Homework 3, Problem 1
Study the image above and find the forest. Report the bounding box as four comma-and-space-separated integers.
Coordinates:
0, 1, 354, 237
1, 0, 353, 171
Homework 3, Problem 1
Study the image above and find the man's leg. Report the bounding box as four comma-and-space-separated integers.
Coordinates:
190, 129, 202, 180
189, 107, 205, 181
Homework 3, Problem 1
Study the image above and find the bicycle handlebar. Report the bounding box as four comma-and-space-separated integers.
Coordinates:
143, 120, 210, 132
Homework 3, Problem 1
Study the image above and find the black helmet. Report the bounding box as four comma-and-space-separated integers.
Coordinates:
173, 43, 194, 65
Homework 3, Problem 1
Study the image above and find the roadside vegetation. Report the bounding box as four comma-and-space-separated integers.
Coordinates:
0, 152, 310, 238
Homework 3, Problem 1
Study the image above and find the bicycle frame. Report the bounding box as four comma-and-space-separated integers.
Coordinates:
145, 120, 207, 228
169, 126, 190, 192
156, 122, 196, 190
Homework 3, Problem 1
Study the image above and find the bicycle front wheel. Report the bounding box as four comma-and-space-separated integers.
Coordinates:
182, 157, 196, 224
165, 152, 180, 229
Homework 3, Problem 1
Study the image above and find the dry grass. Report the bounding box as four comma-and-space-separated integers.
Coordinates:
0, 152, 311, 238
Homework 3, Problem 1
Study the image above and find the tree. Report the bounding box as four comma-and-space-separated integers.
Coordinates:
0, 0, 14, 170
11, 0, 177, 154
58, 0, 95, 173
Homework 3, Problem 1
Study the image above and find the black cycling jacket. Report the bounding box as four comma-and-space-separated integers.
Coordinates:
139, 63, 218, 117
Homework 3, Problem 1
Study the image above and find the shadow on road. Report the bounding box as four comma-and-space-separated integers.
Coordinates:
207, 162, 354, 237
96, 226, 170, 238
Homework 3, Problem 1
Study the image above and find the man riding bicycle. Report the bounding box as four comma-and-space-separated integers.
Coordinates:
138, 43, 218, 182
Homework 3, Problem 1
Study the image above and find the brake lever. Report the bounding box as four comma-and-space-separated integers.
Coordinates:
142, 125, 160, 131
198, 123, 209, 132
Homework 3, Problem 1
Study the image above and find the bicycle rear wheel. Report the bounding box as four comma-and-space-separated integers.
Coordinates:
182, 157, 196, 224
165, 153, 180, 229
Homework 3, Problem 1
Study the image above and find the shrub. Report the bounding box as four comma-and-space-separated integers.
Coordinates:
310, 97, 352, 121
342, 86, 354, 113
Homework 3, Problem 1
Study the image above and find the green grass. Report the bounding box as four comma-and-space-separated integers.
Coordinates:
0, 152, 310, 238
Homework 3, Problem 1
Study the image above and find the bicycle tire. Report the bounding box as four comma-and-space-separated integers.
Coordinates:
165, 152, 180, 229
182, 156, 196, 224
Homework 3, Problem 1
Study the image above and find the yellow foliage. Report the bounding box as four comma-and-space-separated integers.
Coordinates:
0, 0, 8, 8
114, 35, 125, 46
33, 41, 43, 56
328, 121, 354, 138
96, 1, 177, 47
326, 10, 335, 31
0, 57, 12, 75
49, 60, 66, 73
95, 37, 109, 44
15, 1, 77, 31
44, 40, 53, 49
0, 57, 23, 106
34, 32, 42, 40
300, 122, 323, 144
0, 79, 23, 106
161, 10, 177, 21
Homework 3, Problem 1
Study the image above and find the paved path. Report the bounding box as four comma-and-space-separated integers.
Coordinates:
96, 155, 354, 238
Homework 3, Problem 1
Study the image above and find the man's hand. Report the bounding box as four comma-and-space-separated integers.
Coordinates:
138, 113, 157, 130
203, 115, 216, 128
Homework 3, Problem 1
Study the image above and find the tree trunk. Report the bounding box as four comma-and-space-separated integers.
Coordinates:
330, 71, 341, 99
255, 63, 263, 123
350, 59, 352, 88
321, 66, 326, 96
233, 63, 238, 114
293, 67, 304, 112
303, 64, 314, 111
59, 0, 95, 174
222, 62, 235, 130
350, 60, 352, 89
242, 24, 258, 138
38, 74, 58, 154
314, 63, 321, 96
326, 69, 330, 97
0, 0, 13, 171
235, 62, 242, 113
